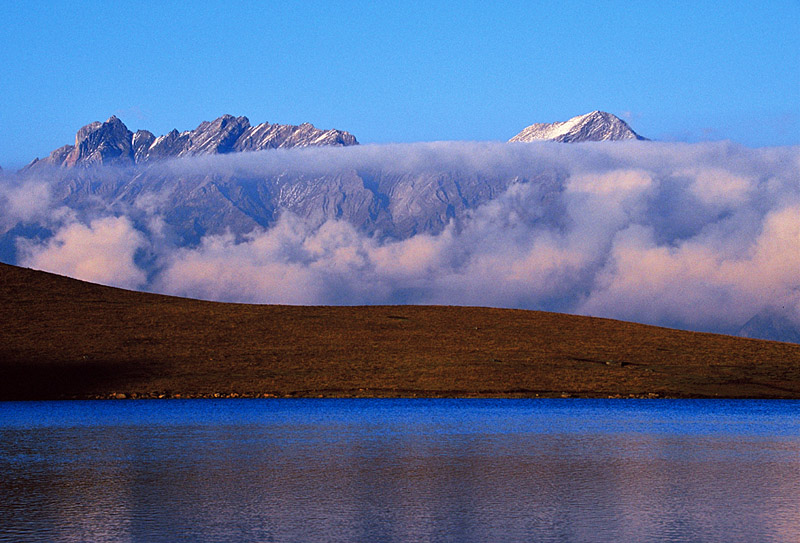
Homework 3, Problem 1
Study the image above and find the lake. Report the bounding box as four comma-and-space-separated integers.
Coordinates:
1, 399, 798, 542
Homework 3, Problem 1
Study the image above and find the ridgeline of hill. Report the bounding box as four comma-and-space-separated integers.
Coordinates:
1, 262, 799, 400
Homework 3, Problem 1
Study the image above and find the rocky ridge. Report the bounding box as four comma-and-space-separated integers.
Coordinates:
510, 111, 647, 143
25, 115, 358, 170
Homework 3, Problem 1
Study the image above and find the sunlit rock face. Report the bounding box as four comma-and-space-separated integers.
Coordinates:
27, 116, 136, 169
24, 114, 358, 171
510, 111, 647, 143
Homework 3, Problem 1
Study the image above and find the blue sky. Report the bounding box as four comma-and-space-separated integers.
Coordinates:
1, 1, 798, 168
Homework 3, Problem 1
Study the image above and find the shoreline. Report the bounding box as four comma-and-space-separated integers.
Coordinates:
9, 390, 793, 402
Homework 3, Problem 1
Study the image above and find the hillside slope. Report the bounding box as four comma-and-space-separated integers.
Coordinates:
1, 262, 798, 400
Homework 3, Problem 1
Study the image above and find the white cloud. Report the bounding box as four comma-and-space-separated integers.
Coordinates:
153, 142, 800, 338
19, 216, 147, 289
685, 167, 752, 206
578, 203, 800, 332
0, 178, 52, 227
4, 141, 800, 340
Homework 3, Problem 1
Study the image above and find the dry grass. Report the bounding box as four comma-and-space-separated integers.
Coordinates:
2, 262, 799, 400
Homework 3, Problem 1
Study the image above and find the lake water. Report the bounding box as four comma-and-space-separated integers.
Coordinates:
1, 399, 798, 542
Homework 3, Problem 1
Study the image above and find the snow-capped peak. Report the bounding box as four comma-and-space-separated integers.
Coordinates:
509, 111, 647, 143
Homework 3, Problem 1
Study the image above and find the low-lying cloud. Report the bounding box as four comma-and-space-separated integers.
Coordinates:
4, 141, 799, 341
0, 176, 54, 227
19, 216, 147, 289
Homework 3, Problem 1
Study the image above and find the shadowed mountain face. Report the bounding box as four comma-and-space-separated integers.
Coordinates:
509, 111, 647, 143
738, 311, 800, 344
24, 115, 358, 170
20, 162, 558, 245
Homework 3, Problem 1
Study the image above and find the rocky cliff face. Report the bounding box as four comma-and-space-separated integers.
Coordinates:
25, 115, 358, 170
26, 160, 560, 246
63, 116, 133, 167
509, 111, 647, 143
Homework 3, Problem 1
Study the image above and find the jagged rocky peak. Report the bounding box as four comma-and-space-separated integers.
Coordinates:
24, 114, 359, 170
189, 114, 251, 155
132, 130, 156, 162
27, 116, 134, 170
509, 111, 647, 143
74, 121, 103, 146
64, 115, 135, 167
234, 119, 359, 151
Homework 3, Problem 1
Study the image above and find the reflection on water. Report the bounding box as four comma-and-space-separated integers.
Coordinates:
1, 400, 799, 542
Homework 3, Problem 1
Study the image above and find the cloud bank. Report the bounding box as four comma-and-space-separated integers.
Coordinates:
4, 141, 800, 341
19, 216, 147, 290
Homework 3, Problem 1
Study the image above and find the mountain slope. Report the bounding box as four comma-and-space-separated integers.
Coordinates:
510, 111, 647, 142
1, 262, 799, 400
11, 152, 559, 246
25, 114, 358, 170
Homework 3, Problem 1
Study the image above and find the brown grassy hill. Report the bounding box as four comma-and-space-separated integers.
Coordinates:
1, 262, 799, 400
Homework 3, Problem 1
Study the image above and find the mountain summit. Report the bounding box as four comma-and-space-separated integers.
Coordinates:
509, 111, 647, 143
26, 115, 358, 170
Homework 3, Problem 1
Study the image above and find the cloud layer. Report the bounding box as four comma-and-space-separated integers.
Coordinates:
4, 141, 800, 340
19, 216, 147, 289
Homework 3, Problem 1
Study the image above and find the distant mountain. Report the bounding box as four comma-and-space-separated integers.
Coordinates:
24, 115, 358, 170
509, 111, 647, 143
3, 130, 798, 345
10, 154, 558, 247
737, 310, 800, 344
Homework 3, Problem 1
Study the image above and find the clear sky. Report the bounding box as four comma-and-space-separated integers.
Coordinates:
1, 1, 798, 168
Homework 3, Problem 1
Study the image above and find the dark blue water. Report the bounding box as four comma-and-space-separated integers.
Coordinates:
1, 399, 798, 542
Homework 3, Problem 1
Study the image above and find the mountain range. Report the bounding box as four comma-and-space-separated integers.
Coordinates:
5, 113, 645, 246
24, 115, 358, 171
20, 110, 646, 172
4, 112, 793, 344
10, 143, 549, 246
11, 112, 649, 245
